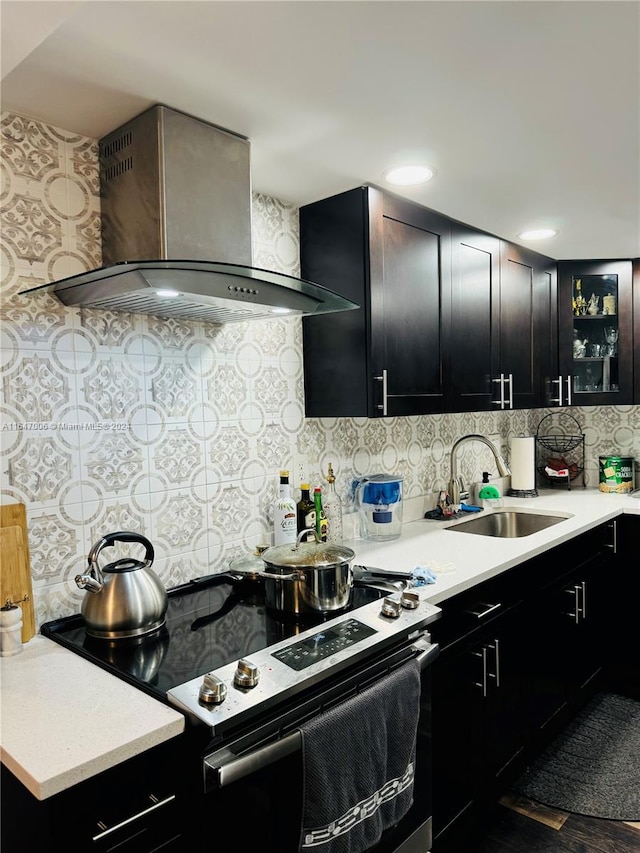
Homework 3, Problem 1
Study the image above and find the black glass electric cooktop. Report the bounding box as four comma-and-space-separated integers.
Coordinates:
41, 574, 384, 700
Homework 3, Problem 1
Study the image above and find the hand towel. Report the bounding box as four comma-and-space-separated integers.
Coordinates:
299, 658, 421, 853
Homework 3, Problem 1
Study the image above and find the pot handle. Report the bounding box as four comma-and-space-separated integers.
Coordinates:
88, 531, 155, 568
258, 570, 300, 582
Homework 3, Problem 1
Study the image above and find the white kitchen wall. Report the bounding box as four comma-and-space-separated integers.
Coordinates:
2, 111, 638, 626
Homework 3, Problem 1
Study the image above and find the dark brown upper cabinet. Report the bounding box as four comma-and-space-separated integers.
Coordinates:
557, 259, 633, 406
447, 225, 501, 412
301, 186, 452, 417
498, 241, 558, 410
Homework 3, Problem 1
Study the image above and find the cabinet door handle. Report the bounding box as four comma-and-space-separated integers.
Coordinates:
550, 377, 563, 406
486, 639, 501, 688
565, 585, 581, 624
566, 375, 572, 406
507, 373, 514, 409
92, 794, 176, 842
473, 646, 488, 697
374, 369, 388, 416
580, 580, 587, 621
603, 519, 617, 554
467, 602, 502, 620
492, 375, 505, 409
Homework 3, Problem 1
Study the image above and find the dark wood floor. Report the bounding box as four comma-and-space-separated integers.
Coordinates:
474, 793, 640, 853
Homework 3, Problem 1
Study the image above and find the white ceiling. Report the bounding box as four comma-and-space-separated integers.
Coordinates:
1, 0, 638, 260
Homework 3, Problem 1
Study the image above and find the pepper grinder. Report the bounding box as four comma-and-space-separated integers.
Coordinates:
0, 596, 28, 657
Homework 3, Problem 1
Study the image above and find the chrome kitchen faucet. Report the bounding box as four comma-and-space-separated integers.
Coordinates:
448, 434, 511, 505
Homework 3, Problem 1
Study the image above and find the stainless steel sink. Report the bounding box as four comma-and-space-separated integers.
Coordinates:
445, 508, 572, 538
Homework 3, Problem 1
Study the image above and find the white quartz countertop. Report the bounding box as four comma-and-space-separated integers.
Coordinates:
1, 488, 637, 801
346, 488, 640, 605
0, 634, 184, 800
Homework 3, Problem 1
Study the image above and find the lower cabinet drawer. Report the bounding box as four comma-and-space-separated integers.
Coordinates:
88, 790, 181, 852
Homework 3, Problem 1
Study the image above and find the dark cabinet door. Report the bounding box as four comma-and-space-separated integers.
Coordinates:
301, 186, 451, 417
301, 187, 371, 418
374, 193, 452, 415
609, 515, 640, 697
447, 225, 500, 412
432, 604, 527, 845
498, 241, 557, 409
479, 611, 527, 790
431, 644, 481, 841
634, 259, 640, 403
1, 736, 192, 853
523, 547, 612, 750
557, 259, 633, 405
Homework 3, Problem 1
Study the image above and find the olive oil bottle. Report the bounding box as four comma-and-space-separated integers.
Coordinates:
272, 470, 297, 545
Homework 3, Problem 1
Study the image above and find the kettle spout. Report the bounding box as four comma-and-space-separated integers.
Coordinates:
75, 572, 103, 593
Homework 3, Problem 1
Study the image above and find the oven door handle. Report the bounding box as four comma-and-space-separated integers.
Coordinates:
204, 731, 302, 791
413, 637, 440, 669
203, 639, 439, 791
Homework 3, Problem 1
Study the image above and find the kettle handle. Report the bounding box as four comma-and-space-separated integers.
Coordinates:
88, 531, 155, 568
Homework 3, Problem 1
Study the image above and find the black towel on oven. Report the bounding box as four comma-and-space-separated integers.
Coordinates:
299, 658, 421, 853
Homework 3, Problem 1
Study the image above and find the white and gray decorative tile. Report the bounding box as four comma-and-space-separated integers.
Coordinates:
1, 109, 638, 624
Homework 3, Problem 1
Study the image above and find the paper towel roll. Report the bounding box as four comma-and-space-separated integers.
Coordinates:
510, 437, 536, 491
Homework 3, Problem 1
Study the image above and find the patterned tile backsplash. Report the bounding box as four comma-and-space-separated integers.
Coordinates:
1, 111, 638, 626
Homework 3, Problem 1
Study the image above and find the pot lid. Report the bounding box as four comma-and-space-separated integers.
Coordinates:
229, 546, 269, 579
261, 539, 355, 569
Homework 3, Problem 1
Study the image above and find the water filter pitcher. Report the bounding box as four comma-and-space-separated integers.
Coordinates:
355, 474, 403, 541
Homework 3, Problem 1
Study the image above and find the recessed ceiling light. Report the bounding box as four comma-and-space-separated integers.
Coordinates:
156, 288, 180, 298
383, 165, 434, 186
517, 228, 558, 241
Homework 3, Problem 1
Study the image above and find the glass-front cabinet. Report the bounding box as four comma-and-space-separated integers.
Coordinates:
558, 260, 633, 406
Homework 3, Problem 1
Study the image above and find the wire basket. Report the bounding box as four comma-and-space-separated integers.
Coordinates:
535, 413, 583, 453
535, 412, 585, 488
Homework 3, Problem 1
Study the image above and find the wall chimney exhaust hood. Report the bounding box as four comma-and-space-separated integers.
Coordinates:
20, 105, 358, 323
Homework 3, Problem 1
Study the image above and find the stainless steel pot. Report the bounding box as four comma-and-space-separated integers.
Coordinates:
256, 532, 355, 615
75, 531, 168, 639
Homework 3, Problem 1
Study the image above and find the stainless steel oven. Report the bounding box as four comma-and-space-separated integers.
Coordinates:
42, 572, 440, 852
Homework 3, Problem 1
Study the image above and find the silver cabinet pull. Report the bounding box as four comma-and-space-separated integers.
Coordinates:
467, 602, 502, 620
492, 375, 505, 409
92, 794, 176, 842
580, 581, 587, 621
374, 368, 388, 416
507, 373, 514, 409
550, 377, 563, 406
565, 585, 581, 624
551, 376, 573, 407
602, 519, 618, 554
473, 646, 488, 697
487, 639, 501, 688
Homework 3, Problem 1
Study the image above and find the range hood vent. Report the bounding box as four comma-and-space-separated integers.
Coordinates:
20, 106, 357, 323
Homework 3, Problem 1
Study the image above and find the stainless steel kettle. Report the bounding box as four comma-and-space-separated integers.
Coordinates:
75, 531, 168, 639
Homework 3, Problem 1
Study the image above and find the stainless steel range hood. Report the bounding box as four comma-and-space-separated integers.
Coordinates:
20, 105, 357, 323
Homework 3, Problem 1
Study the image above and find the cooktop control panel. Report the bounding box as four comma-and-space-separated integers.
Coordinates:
272, 619, 376, 671
168, 593, 441, 734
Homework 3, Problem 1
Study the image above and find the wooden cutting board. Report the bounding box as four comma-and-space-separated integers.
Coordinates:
0, 504, 36, 642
